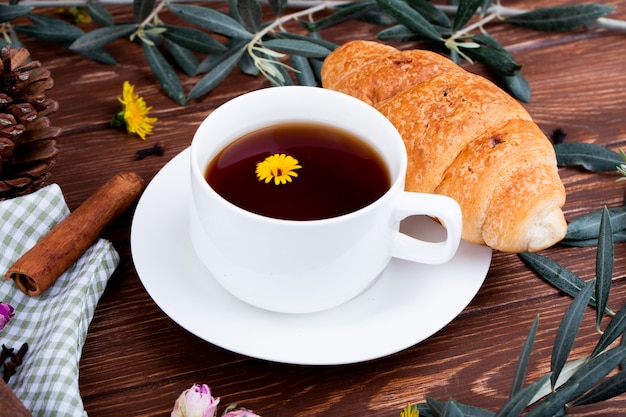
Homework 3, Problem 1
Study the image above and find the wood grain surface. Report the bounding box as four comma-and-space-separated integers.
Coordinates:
8, 0, 626, 415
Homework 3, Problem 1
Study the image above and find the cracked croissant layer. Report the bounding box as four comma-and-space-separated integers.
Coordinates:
322, 40, 567, 252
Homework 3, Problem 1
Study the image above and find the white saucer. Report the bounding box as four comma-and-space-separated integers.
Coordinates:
131, 148, 492, 365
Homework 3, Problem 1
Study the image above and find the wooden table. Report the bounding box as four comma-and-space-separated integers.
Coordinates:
11, 0, 626, 415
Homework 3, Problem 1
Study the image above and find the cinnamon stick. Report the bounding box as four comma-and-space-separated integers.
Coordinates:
5, 172, 144, 296
0, 379, 32, 417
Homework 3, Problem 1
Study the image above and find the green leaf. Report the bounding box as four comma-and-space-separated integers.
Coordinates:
261, 38, 331, 59
561, 345, 626, 397
565, 205, 626, 241
554, 142, 622, 171
357, 8, 398, 27
480, 0, 493, 17
197, 39, 245, 74
87, 0, 114, 26
236, 50, 259, 76
500, 72, 531, 103
302, 0, 377, 31
572, 369, 626, 406
15, 13, 84, 43
448, 48, 461, 65
309, 58, 324, 84
592, 303, 626, 358
167, 3, 253, 40
164, 38, 198, 77
523, 382, 579, 417
595, 207, 614, 331
415, 402, 437, 417
142, 41, 187, 106
510, 315, 539, 396
267, 0, 288, 17
133, 0, 155, 23
5, 25, 22, 48
34, 21, 114, 65
274, 32, 338, 52
453, 0, 483, 31
14, 24, 81, 44
406, 0, 451, 27
189, 42, 247, 100
376, 0, 442, 42
560, 230, 626, 247
262, 55, 294, 87
0, 4, 32, 23
235, 0, 262, 32
376, 24, 422, 42
441, 399, 464, 417
228, 0, 243, 23
461, 33, 521, 76
424, 397, 444, 415
496, 374, 552, 417
161, 25, 226, 54
71, 47, 117, 65
25, 12, 81, 29
290, 54, 316, 86
519, 252, 614, 317
550, 278, 595, 389
621, 328, 626, 370
505, 4, 615, 32
518, 252, 606, 310
528, 356, 587, 405
424, 397, 496, 417
69, 24, 136, 52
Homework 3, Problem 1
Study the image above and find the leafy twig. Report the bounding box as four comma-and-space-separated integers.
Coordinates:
414, 218, 626, 415
244, 1, 330, 83
1, 0, 623, 104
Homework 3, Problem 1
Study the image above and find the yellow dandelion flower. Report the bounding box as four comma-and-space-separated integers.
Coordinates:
256, 153, 302, 185
400, 403, 418, 417
111, 81, 158, 140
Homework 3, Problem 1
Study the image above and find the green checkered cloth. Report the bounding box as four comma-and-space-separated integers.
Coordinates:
0, 184, 120, 417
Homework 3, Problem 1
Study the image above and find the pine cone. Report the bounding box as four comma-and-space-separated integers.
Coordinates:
0, 45, 60, 200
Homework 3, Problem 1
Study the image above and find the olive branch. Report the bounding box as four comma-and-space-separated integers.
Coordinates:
408, 208, 626, 416
0, 0, 623, 105
394, 135, 626, 416
411, 158, 626, 416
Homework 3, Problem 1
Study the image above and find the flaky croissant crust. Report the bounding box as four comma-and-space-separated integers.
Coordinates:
322, 40, 567, 252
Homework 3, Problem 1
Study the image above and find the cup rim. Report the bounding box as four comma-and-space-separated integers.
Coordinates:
190, 86, 408, 226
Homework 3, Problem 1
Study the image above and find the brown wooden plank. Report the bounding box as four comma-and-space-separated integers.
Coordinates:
6, 1, 626, 416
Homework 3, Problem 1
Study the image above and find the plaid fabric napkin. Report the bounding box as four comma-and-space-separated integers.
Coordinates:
0, 184, 120, 417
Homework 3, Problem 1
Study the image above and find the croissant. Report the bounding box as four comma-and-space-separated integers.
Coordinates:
321, 40, 567, 252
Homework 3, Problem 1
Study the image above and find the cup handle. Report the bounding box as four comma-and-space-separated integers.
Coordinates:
390, 192, 463, 264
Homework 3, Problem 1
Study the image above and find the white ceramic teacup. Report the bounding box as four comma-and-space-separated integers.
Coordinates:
189, 86, 462, 314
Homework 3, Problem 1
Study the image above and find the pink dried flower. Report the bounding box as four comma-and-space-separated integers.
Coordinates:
171, 384, 220, 417
0, 302, 14, 331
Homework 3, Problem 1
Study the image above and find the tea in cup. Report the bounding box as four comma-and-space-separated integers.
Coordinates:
205, 121, 390, 221
189, 86, 462, 314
